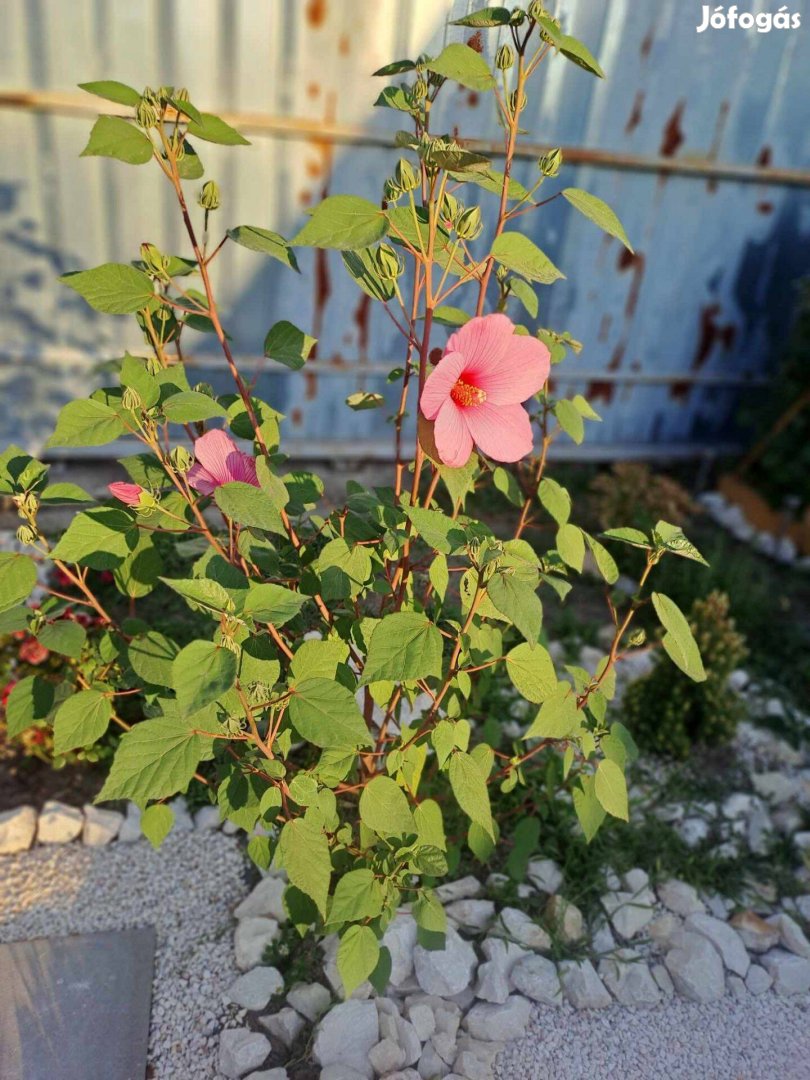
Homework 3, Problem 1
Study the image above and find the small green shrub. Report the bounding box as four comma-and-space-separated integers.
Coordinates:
623, 590, 747, 759
590, 462, 697, 533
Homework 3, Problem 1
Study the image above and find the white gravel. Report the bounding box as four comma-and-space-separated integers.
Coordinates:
0, 831, 251, 1078
495, 996, 810, 1079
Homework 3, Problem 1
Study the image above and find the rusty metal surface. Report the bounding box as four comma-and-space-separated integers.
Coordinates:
0, 0, 809, 459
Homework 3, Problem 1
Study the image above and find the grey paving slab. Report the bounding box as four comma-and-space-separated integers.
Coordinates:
0, 926, 156, 1080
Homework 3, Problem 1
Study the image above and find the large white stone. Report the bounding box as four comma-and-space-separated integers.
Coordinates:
258, 1007, 305, 1048
722, 793, 755, 819
767, 913, 810, 959
475, 937, 529, 1004
414, 927, 477, 997
194, 805, 221, 830
168, 795, 194, 831
244, 1069, 287, 1080
526, 858, 563, 894
664, 931, 725, 1002
677, 817, 710, 848
226, 967, 284, 1010
494, 907, 551, 952
382, 913, 418, 989
369, 1038, 406, 1074
82, 804, 123, 846
598, 951, 661, 1006
601, 888, 655, 940
760, 949, 810, 995
463, 996, 531, 1042
745, 964, 773, 995
234, 917, 280, 971
235, 877, 287, 922
445, 899, 496, 933
752, 771, 798, 805
648, 912, 683, 951
37, 800, 83, 844
558, 960, 611, 1009
313, 999, 379, 1078
117, 801, 142, 842
435, 876, 483, 903
218, 1028, 271, 1078
657, 879, 706, 917
684, 913, 750, 977
545, 895, 583, 943
0, 805, 37, 854
729, 910, 780, 953
510, 954, 562, 1005
286, 981, 331, 1022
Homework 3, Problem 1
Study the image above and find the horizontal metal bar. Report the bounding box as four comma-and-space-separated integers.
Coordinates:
1, 90, 809, 190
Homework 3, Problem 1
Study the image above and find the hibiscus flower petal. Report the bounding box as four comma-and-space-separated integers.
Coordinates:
108, 482, 144, 506
187, 463, 218, 495
446, 314, 513, 377
476, 334, 551, 405
463, 401, 534, 463
228, 451, 259, 487
192, 429, 241, 486
433, 399, 474, 468
420, 350, 467, 420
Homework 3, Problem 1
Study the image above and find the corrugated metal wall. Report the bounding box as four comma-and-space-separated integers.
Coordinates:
1, 0, 809, 458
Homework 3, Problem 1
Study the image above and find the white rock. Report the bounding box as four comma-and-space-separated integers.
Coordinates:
406, 1002, 435, 1042
455, 1036, 504, 1073
657, 879, 706, 917
168, 795, 194, 831
218, 1028, 271, 1078
117, 802, 142, 842
435, 876, 482, 903
729, 911, 780, 953
235, 877, 287, 922
445, 899, 496, 933
722, 793, 754, 820
0, 805, 37, 854
475, 938, 529, 1004
558, 960, 611, 1009
647, 912, 683, 951
664, 931, 725, 1002
684, 914, 749, 977
784, 895, 810, 922
760, 949, 810, 995
701, 891, 733, 921
604, 867, 622, 890
752, 772, 798, 805
677, 817, 710, 848
258, 1007, 305, 1048
226, 967, 284, 1010
773, 806, 803, 835
234, 918, 280, 971
590, 917, 617, 955
494, 907, 551, 952
464, 994, 531, 1044
382, 913, 418, 989
598, 950, 661, 1006
244, 1069, 287, 1080
414, 927, 477, 997
417, 1043, 448, 1079
747, 803, 773, 855
510, 954, 562, 1005
81, 804, 123, 846
651, 963, 674, 996
727, 974, 747, 999
526, 858, 563, 894
744, 964, 773, 995
313, 999, 379, 1078
728, 669, 750, 692
545, 895, 583, 943
369, 1038, 406, 1074
320, 1068, 368, 1080
794, 832, 810, 852
194, 805, 221, 830
393, 1016, 421, 1066
767, 913, 810, 958
621, 868, 650, 893
601, 888, 655, 940
287, 981, 331, 1022
37, 800, 83, 844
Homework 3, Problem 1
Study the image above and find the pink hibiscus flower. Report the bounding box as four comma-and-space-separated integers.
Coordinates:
419, 313, 550, 468
187, 429, 259, 495
108, 482, 145, 506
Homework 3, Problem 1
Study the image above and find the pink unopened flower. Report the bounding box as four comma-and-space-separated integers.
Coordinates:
187, 429, 259, 495
108, 482, 145, 506
420, 313, 550, 468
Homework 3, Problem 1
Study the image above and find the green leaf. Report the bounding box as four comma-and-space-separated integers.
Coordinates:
341, 248, 396, 302
112, 532, 163, 598
523, 683, 579, 739
559, 33, 605, 78
78, 80, 141, 105
651, 592, 707, 682
80, 116, 154, 165
328, 869, 384, 925
0, 553, 37, 612
493, 466, 523, 507
53, 689, 112, 755
244, 583, 306, 627
59, 263, 155, 314
214, 482, 285, 535
556, 523, 585, 572
432, 305, 471, 327
51, 507, 137, 569
160, 577, 233, 617
449, 752, 494, 841
227, 226, 298, 271
97, 718, 208, 802
39, 482, 94, 504
594, 758, 629, 821
140, 803, 174, 848
585, 533, 618, 584
38, 619, 86, 658
427, 43, 496, 91
555, 399, 585, 444
5, 676, 54, 739
263, 320, 317, 370
562, 188, 632, 252
175, 141, 205, 179
509, 276, 539, 318
289, 678, 372, 750
345, 391, 385, 411
572, 394, 601, 420
491, 233, 565, 284
538, 477, 571, 526
128, 631, 179, 686
653, 520, 709, 566
504, 642, 556, 704
506, 817, 540, 882
317, 537, 372, 600
163, 391, 226, 423
290, 638, 348, 682
452, 6, 511, 26
404, 506, 466, 554
186, 112, 250, 145
429, 554, 449, 602
573, 775, 606, 842
46, 399, 126, 449
361, 612, 443, 685
171, 640, 237, 713
337, 925, 380, 996
602, 526, 651, 550
414, 799, 446, 851
413, 889, 447, 937
487, 572, 542, 646
372, 59, 417, 76
294, 195, 387, 250
411, 845, 449, 876
359, 775, 414, 837
277, 817, 331, 918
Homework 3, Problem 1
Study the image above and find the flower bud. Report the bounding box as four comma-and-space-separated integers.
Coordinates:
538, 147, 563, 176
510, 7, 527, 24
122, 387, 142, 412
496, 265, 509, 282
509, 89, 528, 115
193, 382, 215, 398
170, 445, 193, 473
174, 86, 190, 103
198, 180, 221, 211
496, 44, 515, 70
537, 12, 561, 43
412, 77, 428, 101
455, 205, 483, 240
140, 242, 171, 280
528, 0, 547, 20
629, 628, 647, 647
146, 355, 162, 376
16, 492, 39, 519
157, 85, 174, 105
16, 524, 36, 546
136, 99, 159, 129
375, 244, 403, 280
383, 178, 403, 203
394, 158, 419, 193
174, 141, 186, 163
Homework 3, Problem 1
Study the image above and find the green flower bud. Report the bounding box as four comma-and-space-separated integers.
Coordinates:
122, 387, 142, 412
509, 89, 528, 115
375, 244, 403, 280
198, 180, 221, 211
441, 192, 460, 223
140, 242, 171, 280
16, 524, 37, 546
510, 7, 527, 24
455, 205, 483, 240
146, 355, 162, 376
383, 178, 403, 203
528, 0, 547, 21
629, 628, 647, 647
170, 445, 193, 473
141, 86, 160, 108
174, 141, 186, 163
136, 99, 159, 129
538, 147, 563, 176
157, 85, 174, 105
16, 492, 39, 519
496, 44, 515, 70
394, 158, 419, 193
174, 86, 190, 103
412, 77, 428, 101
496, 265, 509, 282
537, 12, 561, 43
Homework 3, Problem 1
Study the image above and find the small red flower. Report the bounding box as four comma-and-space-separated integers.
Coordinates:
108, 482, 145, 506
188, 430, 259, 495
1, 680, 17, 709
19, 638, 49, 666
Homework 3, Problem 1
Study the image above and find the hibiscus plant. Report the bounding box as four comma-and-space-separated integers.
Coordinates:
0, 5, 708, 994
